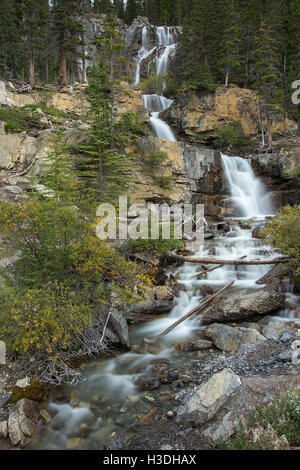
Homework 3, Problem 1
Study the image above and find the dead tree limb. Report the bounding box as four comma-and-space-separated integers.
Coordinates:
194, 264, 222, 279
168, 256, 290, 266
144, 280, 235, 344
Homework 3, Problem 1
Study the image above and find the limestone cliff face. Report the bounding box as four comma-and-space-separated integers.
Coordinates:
128, 136, 224, 217
163, 86, 295, 138
251, 143, 300, 208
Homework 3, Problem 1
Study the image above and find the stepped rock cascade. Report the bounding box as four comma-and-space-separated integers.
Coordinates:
221, 153, 275, 218
135, 24, 178, 141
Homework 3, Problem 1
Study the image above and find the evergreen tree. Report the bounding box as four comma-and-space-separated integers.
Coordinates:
253, 15, 283, 148
22, 0, 50, 87
220, 0, 241, 86
0, 0, 23, 79
51, 0, 84, 87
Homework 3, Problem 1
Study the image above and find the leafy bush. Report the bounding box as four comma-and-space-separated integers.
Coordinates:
263, 204, 300, 273
23, 103, 69, 119
213, 121, 247, 150
0, 197, 151, 383
218, 388, 300, 450
154, 175, 173, 190
126, 217, 184, 255
0, 106, 44, 133
140, 74, 166, 95
139, 149, 168, 173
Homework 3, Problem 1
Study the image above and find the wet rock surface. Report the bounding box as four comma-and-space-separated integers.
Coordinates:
201, 288, 285, 325
203, 323, 266, 352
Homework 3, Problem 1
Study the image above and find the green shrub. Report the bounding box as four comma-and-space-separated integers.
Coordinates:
263, 204, 300, 273
154, 175, 173, 190
128, 237, 184, 256
0, 106, 44, 133
218, 388, 300, 450
213, 121, 247, 150
139, 149, 168, 173
23, 104, 69, 119
140, 74, 166, 95
0, 197, 151, 383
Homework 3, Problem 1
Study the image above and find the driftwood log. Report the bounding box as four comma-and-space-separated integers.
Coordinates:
168, 256, 290, 266
144, 280, 235, 344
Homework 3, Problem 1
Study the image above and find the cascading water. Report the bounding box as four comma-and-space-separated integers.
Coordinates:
221, 153, 274, 218
134, 26, 156, 86
135, 24, 178, 141
143, 94, 176, 141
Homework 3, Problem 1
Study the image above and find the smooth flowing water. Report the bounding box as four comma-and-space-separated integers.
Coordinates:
135, 24, 178, 141
29, 152, 299, 450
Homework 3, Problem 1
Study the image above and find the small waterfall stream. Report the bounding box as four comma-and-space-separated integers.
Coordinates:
135, 24, 178, 142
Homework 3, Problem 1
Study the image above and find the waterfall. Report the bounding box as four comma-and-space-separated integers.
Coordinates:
155, 26, 177, 76
134, 24, 178, 142
134, 26, 156, 85
143, 94, 176, 141
221, 153, 274, 218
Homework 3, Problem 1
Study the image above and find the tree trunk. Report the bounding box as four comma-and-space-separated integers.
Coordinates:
225, 68, 229, 87
168, 256, 289, 265
266, 112, 273, 149
59, 34, 67, 88
29, 48, 35, 88
82, 34, 88, 83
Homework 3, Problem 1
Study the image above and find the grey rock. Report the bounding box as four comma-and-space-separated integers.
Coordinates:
202, 411, 236, 442
278, 351, 292, 362
262, 321, 294, 341
252, 226, 265, 239
202, 288, 284, 325
203, 323, 266, 353
8, 398, 38, 447
108, 310, 130, 349
175, 339, 213, 352
176, 369, 241, 425
0, 420, 8, 438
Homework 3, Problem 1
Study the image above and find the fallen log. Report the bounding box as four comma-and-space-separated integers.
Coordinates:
168, 256, 290, 266
194, 264, 222, 279
144, 280, 235, 344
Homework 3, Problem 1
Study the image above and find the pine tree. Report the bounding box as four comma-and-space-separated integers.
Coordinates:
22, 0, 50, 88
220, 0, 241, 86
253, 16, 283, 148
0, 0, 23, 79
51, 0, 84, 87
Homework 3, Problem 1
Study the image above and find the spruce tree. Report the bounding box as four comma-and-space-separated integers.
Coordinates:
51, 0, 84, 87
22, 0, 49, 88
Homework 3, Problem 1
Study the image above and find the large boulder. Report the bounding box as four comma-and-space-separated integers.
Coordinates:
8, 398, 38, 447
176, 369, 241, 425
108, 310, 131, 350
0, 81, 15, 107
201, 288, 285, 325
203, 323, 266, 353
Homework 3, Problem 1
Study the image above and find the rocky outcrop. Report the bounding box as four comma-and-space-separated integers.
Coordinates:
251, 143, 300, 208
176, 369, 241, 425
201, 288, 285, 325
203, 323, 266, 353
129, 136, 224, 216
8, 398, 38, 447
163, 86, 295, 139
108, 310, 131, 349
